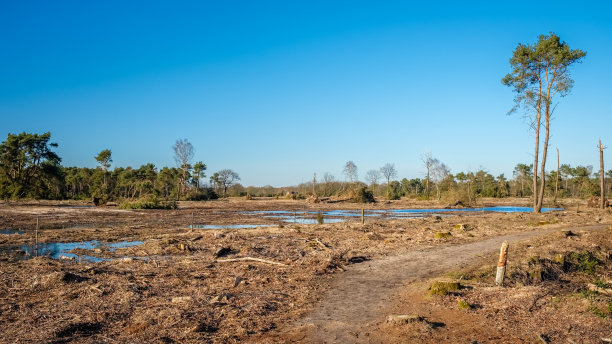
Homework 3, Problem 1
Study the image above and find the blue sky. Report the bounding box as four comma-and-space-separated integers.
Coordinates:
1, 1, 610, 186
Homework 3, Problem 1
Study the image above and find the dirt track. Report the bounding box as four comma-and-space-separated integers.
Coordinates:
282, 224, 608, 343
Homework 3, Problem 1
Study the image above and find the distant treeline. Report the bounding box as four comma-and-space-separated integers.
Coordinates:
228, 166, 611, 203
0, 132, 610, 203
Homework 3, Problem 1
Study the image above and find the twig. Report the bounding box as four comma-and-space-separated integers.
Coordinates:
216, 257, 288, 266
314, 238, 330, 250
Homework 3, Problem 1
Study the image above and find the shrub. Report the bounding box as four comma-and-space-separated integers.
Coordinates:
185, 188, 218, 201
566, 251, 599, 274
385, 181, 403, 200
429, 280, 460, 295
345, 184, 375, 203
119, 196, 177, 210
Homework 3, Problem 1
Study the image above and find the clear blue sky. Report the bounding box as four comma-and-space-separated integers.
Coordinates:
1, 1, 610, 186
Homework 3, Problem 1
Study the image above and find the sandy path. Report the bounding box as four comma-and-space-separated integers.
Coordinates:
286, 224, 607, 343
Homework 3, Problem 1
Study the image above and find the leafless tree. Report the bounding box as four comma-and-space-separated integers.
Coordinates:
431, 160, 450, 200
173, 139, 194, 196
211, 169, 240, 196
365, 169, 381, 185
379, 163, 397, 185
343, 161, 358, 183
600, 139, 607, 209
422, 152, 435, 200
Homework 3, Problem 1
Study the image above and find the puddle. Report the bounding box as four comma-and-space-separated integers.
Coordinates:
189, 224, 273, 229
240, 206, 563, 224
0, 229, 25, 235
0, 240, 144, 262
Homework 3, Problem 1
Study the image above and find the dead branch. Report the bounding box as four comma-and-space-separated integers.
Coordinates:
215, 257, 288, 267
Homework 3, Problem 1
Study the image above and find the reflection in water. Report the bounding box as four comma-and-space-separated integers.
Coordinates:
0, 240, 144, 262
0, 229, 25, 235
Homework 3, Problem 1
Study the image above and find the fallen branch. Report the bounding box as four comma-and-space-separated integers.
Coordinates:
216, 257, 288, 267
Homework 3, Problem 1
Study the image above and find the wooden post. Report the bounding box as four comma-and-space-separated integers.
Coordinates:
495, 241, 509, 286
35, 216, 39, 257
600, 139, 606, 209
361, 209, 365, 224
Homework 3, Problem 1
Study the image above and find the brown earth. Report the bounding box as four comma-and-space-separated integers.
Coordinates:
0, 197, 610, 343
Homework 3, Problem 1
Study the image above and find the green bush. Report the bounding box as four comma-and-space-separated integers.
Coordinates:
185, 188, 218, 201
119, 196, 177, 210
346, 184, 375, 203
567, 251, 599, 274
385, 181, 403, 200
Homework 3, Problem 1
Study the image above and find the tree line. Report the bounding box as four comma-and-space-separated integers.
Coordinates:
0, 132, 240, 202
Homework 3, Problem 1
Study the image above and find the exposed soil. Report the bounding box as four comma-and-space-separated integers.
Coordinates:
0, 198, 610, 343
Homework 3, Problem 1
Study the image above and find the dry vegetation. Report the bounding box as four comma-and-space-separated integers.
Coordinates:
0, 198, 610, 343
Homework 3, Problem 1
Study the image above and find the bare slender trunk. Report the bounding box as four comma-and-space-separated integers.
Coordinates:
536, 109, 550, 212
533, 73, 543, 213
600, 139, 606, 209
554, 148, 559, 202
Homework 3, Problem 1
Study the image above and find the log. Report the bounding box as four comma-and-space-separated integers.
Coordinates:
216, 257, 288, 267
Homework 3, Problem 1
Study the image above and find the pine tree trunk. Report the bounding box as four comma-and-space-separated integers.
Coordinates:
554, 148, 559, 202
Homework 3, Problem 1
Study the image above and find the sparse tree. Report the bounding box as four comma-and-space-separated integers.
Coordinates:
512, 163, 533, 197
192, 161, 206, 189
430, 159, 450, 200
210, 169, 240, 196
95, 149, 112, 192
365, 169, 381, 185
343, 161, 358, 183
172, 139, 194, 196
503, 33, 586, 213
422, 152, 435, 200
95, 149, 112, 172
380, 163, 397, 185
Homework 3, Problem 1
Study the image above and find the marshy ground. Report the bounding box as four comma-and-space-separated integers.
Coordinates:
0, 197, 610, 343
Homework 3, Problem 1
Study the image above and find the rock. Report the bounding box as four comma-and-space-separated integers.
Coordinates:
386, 314, 424, 325
59, 255, 75, 261
121, 257, 134, 262
172, 296, 193, 303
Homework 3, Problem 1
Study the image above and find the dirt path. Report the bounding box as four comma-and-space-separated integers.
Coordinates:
283, 224, 607, 343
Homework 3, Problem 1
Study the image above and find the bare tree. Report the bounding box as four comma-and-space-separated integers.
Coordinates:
173, 139, 194, 196
431, 160, 450, 200
343, 161, 358, 183
365, 169, 381, 185
422, 152, 435, 200
600, 139, 607, 209
211, 169, 240, 197
322, 172, 335, 197
379, 163, 397, 185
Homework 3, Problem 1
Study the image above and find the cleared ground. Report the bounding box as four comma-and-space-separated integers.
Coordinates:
0, 198, 610, 343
